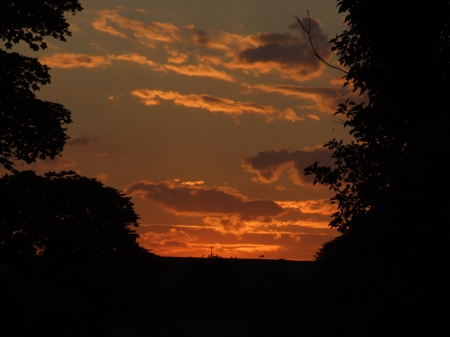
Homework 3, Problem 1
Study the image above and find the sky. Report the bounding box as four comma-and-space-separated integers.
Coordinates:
13, 0, 357, 260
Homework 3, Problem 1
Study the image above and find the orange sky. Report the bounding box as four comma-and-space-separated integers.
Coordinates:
11, 0, 355, 260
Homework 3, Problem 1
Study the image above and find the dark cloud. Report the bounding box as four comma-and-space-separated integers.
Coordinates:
231, 18, 331, 81
126, 180, 284, 220
67, 136, 100, 148
242, 148, 333, 185
190, 26, 210, 45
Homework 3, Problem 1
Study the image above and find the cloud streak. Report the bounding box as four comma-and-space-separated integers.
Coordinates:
254, 84, 352, 113
92, 9, 180, 43
126, 180, 284, 220
275, 199, 337, 216
131, 89, 302, 122
40, 53, 111, 68
164, 64, 234, 82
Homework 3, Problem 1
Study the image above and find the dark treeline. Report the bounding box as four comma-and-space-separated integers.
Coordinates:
1, 0, 450, 336
296, 1, 450, 336
0, 2, 165, 336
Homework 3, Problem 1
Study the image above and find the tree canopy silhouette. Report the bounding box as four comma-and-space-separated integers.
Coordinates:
305, 1, 450, 237
0, 170, 146, 262
0, 1, 82, 171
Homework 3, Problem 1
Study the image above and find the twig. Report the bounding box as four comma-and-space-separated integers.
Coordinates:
294, 11, 348, 74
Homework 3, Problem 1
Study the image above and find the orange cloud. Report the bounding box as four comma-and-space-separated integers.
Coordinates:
164, 45, 188, 64
95, 173, 109, 184
275, 199, 337, 216
138, 228, 198, 255
163, 64, 234, 82
111, 53, 165, 71
203, 215, 248, 236
40, 53, 111, 68
138, 222, 338, 259
112, 53, 232, 81
242, 148, 333, 186
125, 180, 284, 220
93, 9, 180, 43
181, 181, 205, 186
307, 114, 321, 121
131, 89, 302, 122
254, 84, 352, 114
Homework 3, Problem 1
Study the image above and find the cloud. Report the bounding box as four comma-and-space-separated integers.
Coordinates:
28, 157, 76, 170
125, 180, 284, 220
96, 173, 109, 184
181, 181, 205, 186
131, 89, 302, 122
242, 147, 333, 186
187, 25, 235, 52
164, 46, 188, 64
92, 9, 180, 43
203, 215, 248, 236
66, 136, 100, 148
187, 18, 331, 82
275, 199, 337, 216
111, 53, 165, 71
163, 64, 234, 82
89, 42, 103, 51
112, 53, 232, 81
138, 228, 198, 252
40, 53, 111, 68
226, 18, 331, 81
307, 114, 321, 121
254, 84, 352, 114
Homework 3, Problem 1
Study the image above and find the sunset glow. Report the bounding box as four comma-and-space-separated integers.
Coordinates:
11, 0, 352, 260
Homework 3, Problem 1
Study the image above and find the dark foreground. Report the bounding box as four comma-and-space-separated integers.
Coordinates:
2, 255, 448, 336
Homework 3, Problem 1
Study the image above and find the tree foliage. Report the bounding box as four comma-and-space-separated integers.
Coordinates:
0, 1, 82, 171
305, 1, 450, 234
0, 170, 145, 261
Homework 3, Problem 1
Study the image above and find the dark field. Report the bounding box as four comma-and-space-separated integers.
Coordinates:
151, 257, 316, 337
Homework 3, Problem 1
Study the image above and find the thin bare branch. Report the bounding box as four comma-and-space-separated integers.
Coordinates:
294, 11, 348, 74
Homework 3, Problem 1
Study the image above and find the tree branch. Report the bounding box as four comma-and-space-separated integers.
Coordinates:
294, 11, 348, 74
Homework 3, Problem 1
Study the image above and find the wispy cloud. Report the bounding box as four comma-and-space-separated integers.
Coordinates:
254, 84, 352, 113
275, 199, 336, 216
110, 53, 165, 71
40, 53, 111, 68
92, 9, 180, 42
163, 64, 234, 82
131, 89, 302, 122
164, 45, 188, 64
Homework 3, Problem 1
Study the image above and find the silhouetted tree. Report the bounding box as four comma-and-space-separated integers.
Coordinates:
0, 170, 147, 262
296, 2, 450, 335
0, 171, 167, 336
0, 1, 82, 171
305, 1, 450, 242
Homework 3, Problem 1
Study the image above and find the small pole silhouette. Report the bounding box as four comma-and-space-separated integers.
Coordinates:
210, 246, 213, 257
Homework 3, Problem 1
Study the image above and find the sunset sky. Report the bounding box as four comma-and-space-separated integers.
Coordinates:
13, 0, 357, 260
